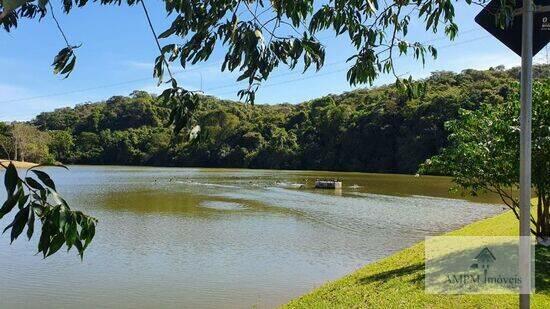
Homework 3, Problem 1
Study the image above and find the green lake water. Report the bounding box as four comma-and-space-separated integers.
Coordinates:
0, 166, 505, 308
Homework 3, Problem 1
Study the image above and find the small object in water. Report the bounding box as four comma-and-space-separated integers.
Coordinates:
315, 180, 342, 189
414, 173, 420, 178
277, 182, 304, 189
349, 184, 361, 189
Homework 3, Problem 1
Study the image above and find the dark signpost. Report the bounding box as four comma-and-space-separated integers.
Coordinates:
476, 1, 549, 309
475, 0, 549, 56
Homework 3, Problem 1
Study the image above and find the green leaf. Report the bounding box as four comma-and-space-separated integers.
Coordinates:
17, 192, 29, 210
8, 206, 30, 243
4, 162, 18, 196
0, 190, 22, 219
158, 27, 176, 39
32, 170, 57, 191
65, 220, 77, 248
59, 206, 67, 229
50, 191, 70, 208
60, 56, 76, 77
27, 208, 35, 240
25, 177, 45, 191
38, 0, 49, 9
46, 233, 65, 257
38, 224, 51, 257
74, 238, 84, 259
2, 0, 32, 12
52, 47, 78, 78
84, 220, 95, 249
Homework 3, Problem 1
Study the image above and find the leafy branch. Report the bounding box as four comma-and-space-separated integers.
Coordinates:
48, 1, 79, 78
0, 161, 97, 259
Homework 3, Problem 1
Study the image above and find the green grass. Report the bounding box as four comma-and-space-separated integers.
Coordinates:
284, 203, 550, 308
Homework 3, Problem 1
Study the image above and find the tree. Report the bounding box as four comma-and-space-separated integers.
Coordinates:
0, 134, 14, 160
0, 122, 51, 162
74, 131, 103, 163
100, 95, 160, 131
0, 122, 15, 160
48, 130, 75, 162
34, 107, 79, 131
11, 65, 542, 171
420, 81, 550, 243
7, 123, 51, 163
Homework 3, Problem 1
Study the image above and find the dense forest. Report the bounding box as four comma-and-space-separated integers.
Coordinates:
1, 65, 548, 174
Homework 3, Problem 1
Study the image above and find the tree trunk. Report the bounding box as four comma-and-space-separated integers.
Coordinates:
0, 144, 11, 160
543, 195, 549, 241
537, 195, 542, 236
537, 191, 550, 246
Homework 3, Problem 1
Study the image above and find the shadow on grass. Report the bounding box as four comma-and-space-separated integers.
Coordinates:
536, 245, 550, 294
357, 263, 425, 286
356, 245, 549, 293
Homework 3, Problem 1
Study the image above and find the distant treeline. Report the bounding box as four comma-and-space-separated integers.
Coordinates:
1, 64, 548, 173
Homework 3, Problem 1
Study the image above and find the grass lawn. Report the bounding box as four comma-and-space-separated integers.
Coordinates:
285, 203, 550, 308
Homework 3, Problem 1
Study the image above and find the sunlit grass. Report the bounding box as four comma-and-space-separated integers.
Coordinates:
285, 200, 550, 308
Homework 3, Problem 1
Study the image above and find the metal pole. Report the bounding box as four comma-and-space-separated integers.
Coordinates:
519, 0, 533, 308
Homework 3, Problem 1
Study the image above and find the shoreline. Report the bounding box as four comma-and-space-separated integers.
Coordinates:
0, 159, 38, 169
34, 162, 445, 178
284, 202, 549, 308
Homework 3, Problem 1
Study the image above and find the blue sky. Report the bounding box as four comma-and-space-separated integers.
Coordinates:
1, 1, 547, 121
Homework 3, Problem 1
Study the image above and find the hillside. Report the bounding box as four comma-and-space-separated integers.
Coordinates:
3, 64, 549, 174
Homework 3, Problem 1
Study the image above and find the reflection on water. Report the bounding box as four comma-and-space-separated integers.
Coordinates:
0, 166, 504, 308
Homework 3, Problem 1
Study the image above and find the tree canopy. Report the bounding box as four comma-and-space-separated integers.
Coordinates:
4, 65, 548, 173
421, 80, 550, 242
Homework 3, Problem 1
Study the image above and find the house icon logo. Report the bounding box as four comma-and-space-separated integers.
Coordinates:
471, 247, 496, 269
470, 247, 497, 281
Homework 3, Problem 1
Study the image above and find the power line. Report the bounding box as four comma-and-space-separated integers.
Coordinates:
207, 34, 490, 96
202, 29, 481, 93
437, 35, 490, 49
209, 39, 495, 98
203, 61, 350, 93
0, 60, 223, 104
215, 68, 349, 96
0, 30, 487, 104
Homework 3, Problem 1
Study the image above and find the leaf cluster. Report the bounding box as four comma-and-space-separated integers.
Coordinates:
0, 162, 97, 259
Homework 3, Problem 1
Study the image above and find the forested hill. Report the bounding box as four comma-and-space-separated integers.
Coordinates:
6, 65, 550, 174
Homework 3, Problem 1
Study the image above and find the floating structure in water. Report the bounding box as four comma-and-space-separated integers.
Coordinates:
315, 180, 342, 189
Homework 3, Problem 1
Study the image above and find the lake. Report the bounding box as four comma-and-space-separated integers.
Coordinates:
0, 166, 504, 308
